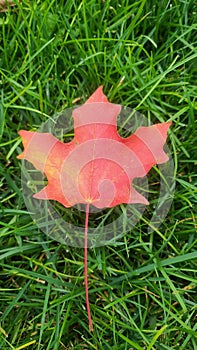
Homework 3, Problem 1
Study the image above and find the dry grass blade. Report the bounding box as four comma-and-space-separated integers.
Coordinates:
0, 0, 20, 11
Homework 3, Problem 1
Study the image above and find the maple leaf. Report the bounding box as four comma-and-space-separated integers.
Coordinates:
17, 86, 171, 331
17, 86, 171, 208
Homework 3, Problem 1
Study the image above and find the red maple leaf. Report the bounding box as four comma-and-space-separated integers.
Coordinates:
17, 86, 171, 331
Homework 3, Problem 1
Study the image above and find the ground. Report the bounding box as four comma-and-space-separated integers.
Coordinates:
0, 1, 197, 349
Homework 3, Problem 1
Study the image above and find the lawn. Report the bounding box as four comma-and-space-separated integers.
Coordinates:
0, 0, 197, 349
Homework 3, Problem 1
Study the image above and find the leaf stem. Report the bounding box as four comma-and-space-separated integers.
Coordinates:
84, 202, 93, 332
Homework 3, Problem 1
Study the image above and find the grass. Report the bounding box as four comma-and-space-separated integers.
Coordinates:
0, 0, 197, 349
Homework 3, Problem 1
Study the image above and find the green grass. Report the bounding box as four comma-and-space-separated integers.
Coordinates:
0, 0, 197, 349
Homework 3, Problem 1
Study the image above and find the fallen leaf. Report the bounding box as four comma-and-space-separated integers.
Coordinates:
18, 87, 171, 209
17, 86, 171, 331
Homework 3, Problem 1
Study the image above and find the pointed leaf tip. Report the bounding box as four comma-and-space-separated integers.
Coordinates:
17, 130, 35, 159
156, 121, 172, 139
85, 86, 109, 104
